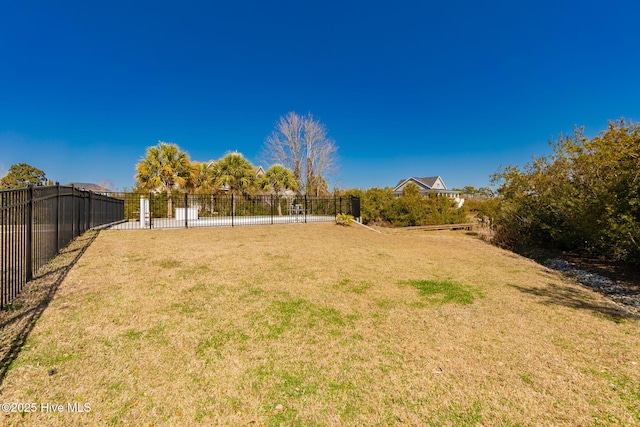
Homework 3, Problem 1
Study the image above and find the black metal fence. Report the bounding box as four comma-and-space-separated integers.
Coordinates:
0, 185, 124, 308
106, 192, 360, 230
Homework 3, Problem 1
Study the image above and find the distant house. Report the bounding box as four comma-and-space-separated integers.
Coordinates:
393, 176, 464, 207
67, 182, 113, 194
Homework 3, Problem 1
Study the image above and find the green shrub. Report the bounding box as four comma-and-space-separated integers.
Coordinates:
491, 118, 640, 265
360, 186, 467, 227
335, 213, 354, 226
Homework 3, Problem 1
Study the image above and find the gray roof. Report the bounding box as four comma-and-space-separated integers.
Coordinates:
393, 176, 460, 196
394, 176, 441, 189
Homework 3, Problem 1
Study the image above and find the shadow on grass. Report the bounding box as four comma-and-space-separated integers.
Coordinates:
510, 282, 637, 322
0, 230, 98, 386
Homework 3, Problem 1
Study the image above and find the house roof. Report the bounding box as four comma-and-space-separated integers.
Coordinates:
394, 176, 442, 190
393, 176, 461, 196
67, 182, 113, 193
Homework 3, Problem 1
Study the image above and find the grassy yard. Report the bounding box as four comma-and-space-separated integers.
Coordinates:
1, 223, 639, 426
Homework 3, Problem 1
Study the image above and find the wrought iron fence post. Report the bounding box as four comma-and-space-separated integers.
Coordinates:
82, 190, 86, 233
79, 189, 84, 234
77, 188, 81, 236
26, 186, 34, 282
88, 191, 93, 229
304, 195, 307, 223
185, 192, 189, 229
71, 188, 75, 238
231, 193, 234, 227
149, 192, 153, 229
56, 183, 60, 253
271, 195, 274, 225
86, 190, 90, 231
350, 196, 361, 221
1, 191, 5, 308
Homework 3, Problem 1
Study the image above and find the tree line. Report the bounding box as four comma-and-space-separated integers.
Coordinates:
133, 112, 337, 217
135, 145, 301, 217
488, 118, 640, 266
135, 111, 335, 194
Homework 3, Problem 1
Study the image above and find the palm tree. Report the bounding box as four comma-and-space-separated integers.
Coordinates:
135, 142, 191, 218
213, 152, 256, 215
258, 164, 298, 215
187, 161, 217, 194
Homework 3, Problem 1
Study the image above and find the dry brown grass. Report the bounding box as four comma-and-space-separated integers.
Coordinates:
1, 223, 639, 426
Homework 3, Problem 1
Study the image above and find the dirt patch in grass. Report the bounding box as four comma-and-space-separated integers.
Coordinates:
1, 224, 639, 426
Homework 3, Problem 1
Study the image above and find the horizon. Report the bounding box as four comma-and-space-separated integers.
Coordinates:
2, 1, 640, 191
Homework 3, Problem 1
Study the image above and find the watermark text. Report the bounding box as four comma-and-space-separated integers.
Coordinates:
1, 402, 91, 413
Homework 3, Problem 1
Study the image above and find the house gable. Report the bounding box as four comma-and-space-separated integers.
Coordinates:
394, 178, 429, 194
392, 175, 462, 200
392, 175, 463, 206
393, 176, 447, 194
426, 176, 446, 190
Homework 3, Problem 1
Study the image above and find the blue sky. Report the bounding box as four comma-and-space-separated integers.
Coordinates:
2, 1, 639, 191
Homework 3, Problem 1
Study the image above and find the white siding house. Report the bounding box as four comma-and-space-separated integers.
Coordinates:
393, 176, 464, 208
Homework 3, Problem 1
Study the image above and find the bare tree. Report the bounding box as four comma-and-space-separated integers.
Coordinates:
98, 179, 115, 192
262, 112, 337, 195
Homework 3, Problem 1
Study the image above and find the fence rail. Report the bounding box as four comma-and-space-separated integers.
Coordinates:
105, 192, 360, 230
1, 185, 124, 308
